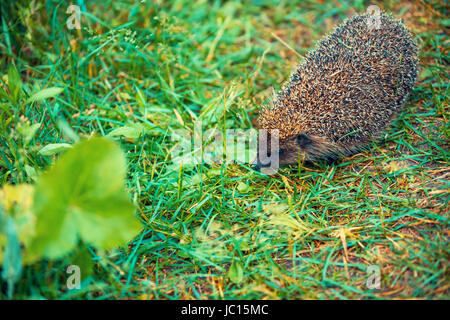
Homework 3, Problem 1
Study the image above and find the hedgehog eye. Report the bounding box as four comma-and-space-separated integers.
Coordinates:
296, 133, 312, 148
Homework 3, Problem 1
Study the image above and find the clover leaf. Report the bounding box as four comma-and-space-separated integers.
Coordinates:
30, 137, 141, 259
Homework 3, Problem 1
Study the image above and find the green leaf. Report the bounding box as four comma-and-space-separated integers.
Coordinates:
56, 118, 80, 142
30, 137, 141, 259
70, 246, 95, 280
0, 184, 36, 264
0, 213, 23, 299
207, 167, 223, 177
1, 199, 26, 298
107, 123, 145, 139
24, 165, 38, 182
227, 260, 244, 284
38, 143, 73, 156
17, 123, 41, 146
135, 87, 146, 109
25, 87, 64, 104
7, 63, 22, 104
237, 181, 250, 193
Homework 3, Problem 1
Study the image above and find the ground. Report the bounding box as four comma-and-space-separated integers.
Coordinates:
0, 0, 448, 299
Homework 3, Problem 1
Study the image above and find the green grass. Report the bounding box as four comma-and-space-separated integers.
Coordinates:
0, 0, 448, 299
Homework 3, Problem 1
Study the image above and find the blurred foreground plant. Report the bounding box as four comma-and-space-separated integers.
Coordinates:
0, 137, 142, 297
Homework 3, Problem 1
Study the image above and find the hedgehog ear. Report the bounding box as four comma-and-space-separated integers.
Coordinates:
296, 133, 312, 148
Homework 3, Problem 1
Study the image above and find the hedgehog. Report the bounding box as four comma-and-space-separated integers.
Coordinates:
254, 12, 418, 170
